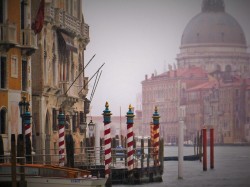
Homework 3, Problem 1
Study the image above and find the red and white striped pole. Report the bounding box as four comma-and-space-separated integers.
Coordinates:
126, 104, 135, 171
24, 111, 31, 138
150, 122, 154, 147
102, 102, 112, 178
58, 108, 65, 167
152, 107, 160, 166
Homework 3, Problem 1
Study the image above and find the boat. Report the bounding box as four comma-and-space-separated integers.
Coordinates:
0, 163, 107, 187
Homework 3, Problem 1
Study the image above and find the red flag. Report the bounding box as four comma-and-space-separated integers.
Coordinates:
32, 0, 45, 34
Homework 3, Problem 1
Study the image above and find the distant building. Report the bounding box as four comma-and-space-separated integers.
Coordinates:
142, 0, 250, 144
186, 71, 250, 144
31, 0, 90, 163
0, 0, 37, 153
177, 0, 250, 76
141, 67, 208, 144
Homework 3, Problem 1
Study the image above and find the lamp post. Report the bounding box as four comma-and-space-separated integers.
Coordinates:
18, 96, 30, 187
88, 120, 95, 138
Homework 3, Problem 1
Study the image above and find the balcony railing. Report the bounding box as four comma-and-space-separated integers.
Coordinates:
45, 3, 89, 43
0, 22, 17, 48
19, 29, 37, 55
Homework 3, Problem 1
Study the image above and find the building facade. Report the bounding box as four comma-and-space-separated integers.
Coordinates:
31, 0, 90, 163
141, 0, 250, 144
141, 67, 208, 144
0, 0, 37, 153
177, 0, 250, 77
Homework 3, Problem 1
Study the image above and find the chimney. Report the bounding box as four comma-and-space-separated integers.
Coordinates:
145, 74, 148, 80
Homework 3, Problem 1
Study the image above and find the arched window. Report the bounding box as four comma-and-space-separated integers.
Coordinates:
52, 43, 57, 86
0, 108, 7, 134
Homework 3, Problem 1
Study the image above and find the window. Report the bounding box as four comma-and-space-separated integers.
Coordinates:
21, 0, 25, 29
0, 0, 7, 24
22, 60, 27, 91
0, 56, 6, 88
0, 108, 7, 134
11, 56, 18, 78
72, 112, 77, 133
52, 108, 57, 131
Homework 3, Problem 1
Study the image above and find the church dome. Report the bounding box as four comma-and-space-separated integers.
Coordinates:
181, 0, 246, 47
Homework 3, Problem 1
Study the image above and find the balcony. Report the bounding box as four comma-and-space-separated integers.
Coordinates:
0, 22, 17, 51
44, 3, 90, 44
19, 29, 37, 56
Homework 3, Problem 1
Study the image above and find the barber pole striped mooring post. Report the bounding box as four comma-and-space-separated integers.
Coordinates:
103, 102, 112, 178
150, 122, 154, 148
58, 108, 65, 167
126, 104, 135, 171
24, 109, 32, 138
152, 107, 160, 166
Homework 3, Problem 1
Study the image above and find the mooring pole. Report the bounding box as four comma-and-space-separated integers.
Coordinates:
152, 107, 160, 166
210, 128, 214, 169
24, 109, 32, 164
126, 105, 135, 183
141, 138, 144, 169
58, 108, 65, 166
202, 128, 207, 171
178, 119, 184, 179
102, 102, 112, 186
11, 134, 17, 187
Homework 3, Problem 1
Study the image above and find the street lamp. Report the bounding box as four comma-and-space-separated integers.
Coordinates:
88, 120, 95, 147
88, 120, 95, 136
19, 96, 30, 118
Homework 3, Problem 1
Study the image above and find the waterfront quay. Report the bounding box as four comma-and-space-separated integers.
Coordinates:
114, 146, 250, 187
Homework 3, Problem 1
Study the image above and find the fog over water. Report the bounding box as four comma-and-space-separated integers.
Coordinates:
82, 0, 250, 116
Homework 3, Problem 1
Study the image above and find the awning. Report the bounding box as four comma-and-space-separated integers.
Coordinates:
58, 31, 78, 53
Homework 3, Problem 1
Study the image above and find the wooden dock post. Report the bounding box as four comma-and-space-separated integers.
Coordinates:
210, 128, 214, 169
199, 132, 202, 162
141, 138, 144, 169
147, 138, 151, 174
202, 128, 207, 171
11, 134, 17, 187
178, 120, 184, 179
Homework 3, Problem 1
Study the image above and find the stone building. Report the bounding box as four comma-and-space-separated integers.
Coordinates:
31, 0, 90, 163
141, 0, 250, 144
0, 0, 37, 153
177, 0, 250, 77
186, 72, 250, 144
141, 66, 208, 144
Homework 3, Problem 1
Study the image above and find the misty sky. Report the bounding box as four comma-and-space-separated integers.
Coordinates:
82, 0, 250, 116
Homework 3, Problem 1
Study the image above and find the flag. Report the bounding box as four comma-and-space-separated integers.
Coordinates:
32, 0, 45, 34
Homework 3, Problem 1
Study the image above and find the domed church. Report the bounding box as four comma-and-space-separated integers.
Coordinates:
177, 0, 250, 77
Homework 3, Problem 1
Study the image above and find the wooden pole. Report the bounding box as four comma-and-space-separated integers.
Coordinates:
210, 128, 214, 169
199, 132, 202, 162
141, 138, 144, 169
11, 134, 17, 187
178, 120, 184, 179
202, 128, 207, 171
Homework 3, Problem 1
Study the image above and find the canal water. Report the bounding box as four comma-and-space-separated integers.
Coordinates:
113, 146, 250, 187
